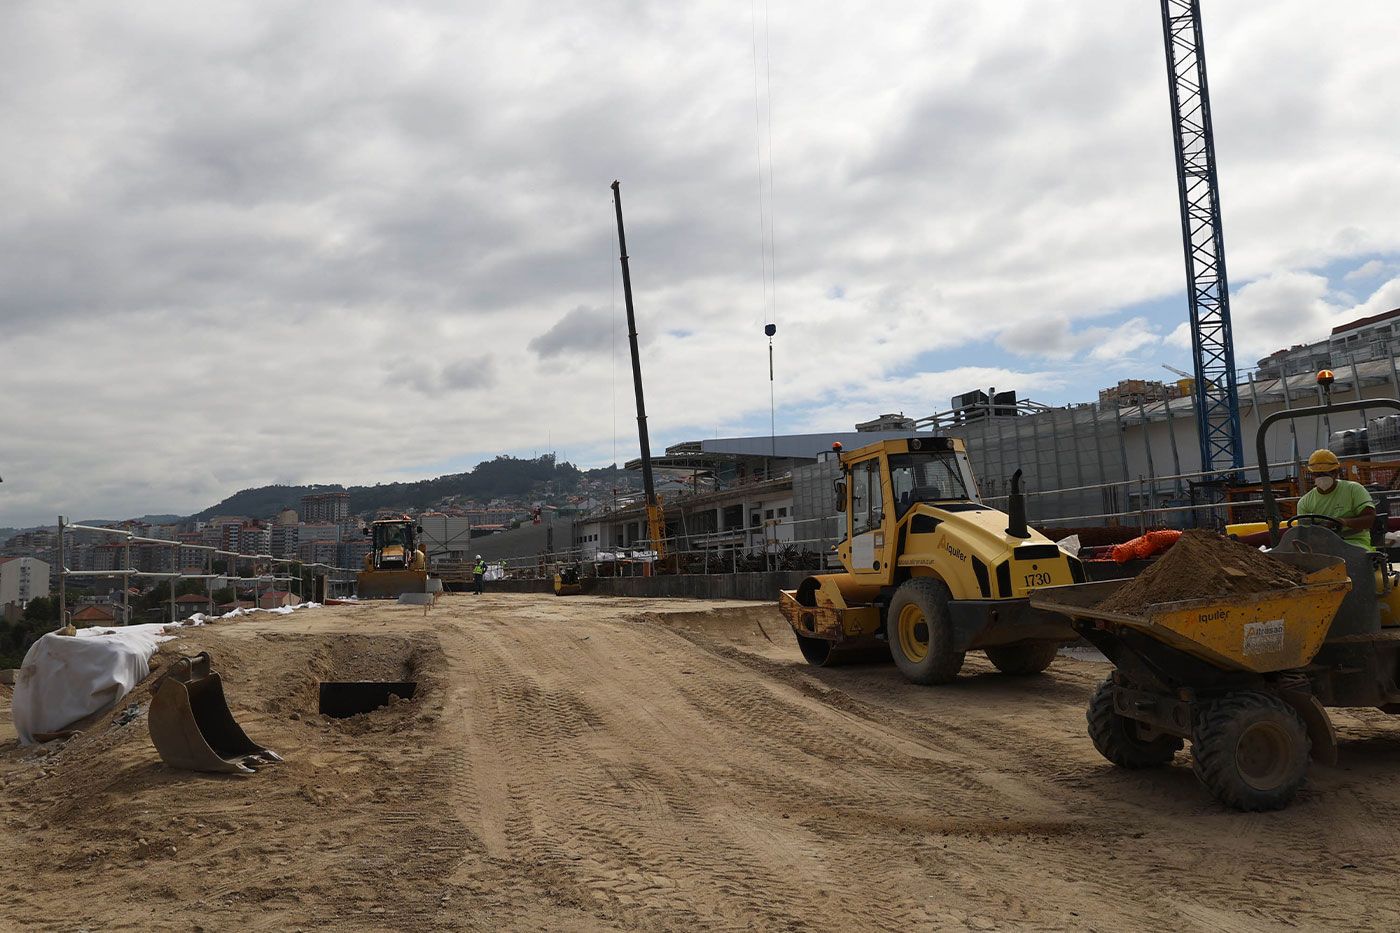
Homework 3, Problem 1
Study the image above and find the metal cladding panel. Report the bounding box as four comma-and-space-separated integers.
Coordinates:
418, 516, 473, 558
699, 431, 926, 460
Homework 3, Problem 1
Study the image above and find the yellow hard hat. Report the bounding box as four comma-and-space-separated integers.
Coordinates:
1307, 449, 1341, 472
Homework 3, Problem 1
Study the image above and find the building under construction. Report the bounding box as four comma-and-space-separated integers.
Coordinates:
561, 346, 1400, 571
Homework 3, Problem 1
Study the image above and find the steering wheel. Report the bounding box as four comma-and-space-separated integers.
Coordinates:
1285, 513, 1348, 533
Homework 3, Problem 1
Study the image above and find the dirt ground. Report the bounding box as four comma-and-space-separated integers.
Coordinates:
3, 594, 1400, 931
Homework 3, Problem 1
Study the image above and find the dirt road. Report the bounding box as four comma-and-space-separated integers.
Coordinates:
3, 593, 1400, 930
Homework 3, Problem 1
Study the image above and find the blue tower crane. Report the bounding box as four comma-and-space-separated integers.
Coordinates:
1160, 0, 1244, 478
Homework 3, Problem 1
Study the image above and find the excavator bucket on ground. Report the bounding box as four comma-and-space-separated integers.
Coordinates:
148, 652, 282, 775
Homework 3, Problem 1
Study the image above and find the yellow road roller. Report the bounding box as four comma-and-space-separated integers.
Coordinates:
778, 436, 1082, 684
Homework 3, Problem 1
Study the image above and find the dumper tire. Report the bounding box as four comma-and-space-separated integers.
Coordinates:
1191, 691, 1310, 812
1086, 678, 1182, 768
985, 642, 1059, 676
886, 578, 963, 685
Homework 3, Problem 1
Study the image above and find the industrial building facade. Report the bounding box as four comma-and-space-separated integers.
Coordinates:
567, 351, 1400, 569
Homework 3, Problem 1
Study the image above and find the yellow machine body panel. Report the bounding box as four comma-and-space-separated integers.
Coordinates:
554, 565, 585, 596
829, 436, 1078, 598
1031, 555, 1352, 674
1225, 520, 1270, 538
357, 517, 429, 598
895, 504, 1078, 599
779, 574, 883, 641
355, 569, 429, 599
780, 435, 1081, 649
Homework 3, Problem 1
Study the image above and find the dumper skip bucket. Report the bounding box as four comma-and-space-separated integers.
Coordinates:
148, 652, 282, 775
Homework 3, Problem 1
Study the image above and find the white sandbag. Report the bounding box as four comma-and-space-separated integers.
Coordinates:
11, 624, 174, 745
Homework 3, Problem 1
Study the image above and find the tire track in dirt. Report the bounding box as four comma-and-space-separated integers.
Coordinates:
443, 616, 841, 931
648, 605, 1400, 930
9, 595, 1400, 930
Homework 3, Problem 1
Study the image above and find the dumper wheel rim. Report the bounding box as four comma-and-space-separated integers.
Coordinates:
886, 579, 963, 685
1085, 677, 1183, 768
896, 603, 930, 663
1192, 691, 1310, 812
985, 641, 1060, 676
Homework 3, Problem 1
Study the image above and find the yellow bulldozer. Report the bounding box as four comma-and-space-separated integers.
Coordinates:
779, 436, 1082, 684
356, 517, 429, 599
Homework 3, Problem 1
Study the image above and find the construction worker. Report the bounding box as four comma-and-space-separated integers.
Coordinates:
1295, 449, 1376, 550
473, 555, 487, 595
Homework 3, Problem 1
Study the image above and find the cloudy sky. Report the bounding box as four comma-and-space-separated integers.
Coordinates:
4, 1, 1400, 528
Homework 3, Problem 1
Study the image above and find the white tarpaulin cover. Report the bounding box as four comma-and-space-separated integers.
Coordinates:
11, 624, 175, 745
10, 603, 323, 745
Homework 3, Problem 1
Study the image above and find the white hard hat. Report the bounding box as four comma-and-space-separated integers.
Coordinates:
476, 554, 482, 559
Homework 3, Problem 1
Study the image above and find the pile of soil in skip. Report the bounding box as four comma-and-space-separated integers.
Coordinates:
1096, 529, 1305, 615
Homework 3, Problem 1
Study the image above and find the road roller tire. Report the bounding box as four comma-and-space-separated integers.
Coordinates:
886, 578, 963, 685
985, 642, 1059, 676
795, 634, 888, 667
796, 634, 839, 666
1086, 678, 1182, 768
1191, 691, 1310, 812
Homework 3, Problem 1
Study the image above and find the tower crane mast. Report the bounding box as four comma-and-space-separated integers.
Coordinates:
1160, 0, 1244, 477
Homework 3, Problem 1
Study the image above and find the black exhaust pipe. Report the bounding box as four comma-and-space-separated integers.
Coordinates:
1006, 469, 1031, 539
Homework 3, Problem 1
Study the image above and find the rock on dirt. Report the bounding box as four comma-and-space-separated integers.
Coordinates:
1096, 528, 1305, 615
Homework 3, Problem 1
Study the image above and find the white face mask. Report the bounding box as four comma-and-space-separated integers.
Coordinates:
1315, 474, 1337, 492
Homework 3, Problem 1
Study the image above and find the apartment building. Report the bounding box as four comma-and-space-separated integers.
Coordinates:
0, 557, 49, 608
300, 491, 351, 524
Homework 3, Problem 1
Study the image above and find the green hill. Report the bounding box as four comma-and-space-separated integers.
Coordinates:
191, 456, 634, 522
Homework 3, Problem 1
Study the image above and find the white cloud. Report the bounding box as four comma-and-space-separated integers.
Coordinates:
1164, 322, 1192, 351
5, 1, 1400, 525
997, 316, 1161, 362
1344, 259, 1387, 282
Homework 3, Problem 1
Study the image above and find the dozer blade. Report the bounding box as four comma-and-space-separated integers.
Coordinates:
356, 569, 430, 599
148, 652, 282, 775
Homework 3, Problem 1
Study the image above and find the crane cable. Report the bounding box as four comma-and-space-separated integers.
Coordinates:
750, 0, 778, 455
749, 0, 777, 330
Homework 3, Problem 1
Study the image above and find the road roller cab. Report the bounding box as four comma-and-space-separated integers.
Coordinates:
778, 436, 1081, 684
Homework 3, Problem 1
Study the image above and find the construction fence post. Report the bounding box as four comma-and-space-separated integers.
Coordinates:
123, 536, 131, 626
58, 516, 67, 626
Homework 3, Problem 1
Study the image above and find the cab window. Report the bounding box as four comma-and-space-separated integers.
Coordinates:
889, 452, 971, 517
850, 459, 883, 535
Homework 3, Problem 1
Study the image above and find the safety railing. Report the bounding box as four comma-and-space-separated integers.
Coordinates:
55, 516, 359, 626
471, 447, 1400, 581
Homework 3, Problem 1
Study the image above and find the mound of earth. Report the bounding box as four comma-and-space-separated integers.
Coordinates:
1096, 529, 1305, 615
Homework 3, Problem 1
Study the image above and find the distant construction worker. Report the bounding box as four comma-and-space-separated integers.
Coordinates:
473, 555, 487, 595
1296, 449, 1376, 550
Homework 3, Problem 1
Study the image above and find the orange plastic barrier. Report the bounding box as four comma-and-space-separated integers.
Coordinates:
1110, 529, 1183, 564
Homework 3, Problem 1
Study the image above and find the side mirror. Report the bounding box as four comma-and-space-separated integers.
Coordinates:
833, 480, 847, 512
416, 525, 424, 534
362, 528, 369, 536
